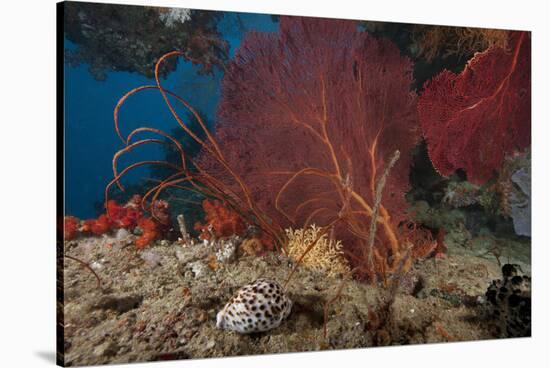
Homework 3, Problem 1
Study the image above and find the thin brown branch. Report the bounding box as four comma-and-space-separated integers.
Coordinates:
64, 254, 101, 289
366, 150, 401, 272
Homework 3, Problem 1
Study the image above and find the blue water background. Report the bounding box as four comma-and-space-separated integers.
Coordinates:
65, 12, 278, 218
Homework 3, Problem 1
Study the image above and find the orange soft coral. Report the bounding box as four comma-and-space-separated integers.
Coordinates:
194, 199, 246, 240
82, 198, 145, 236
75, 197, 169, 248
64, 216, 80, 240
135, 217, 160, 248
106, 199, 143, 229
82, 214, 113, 236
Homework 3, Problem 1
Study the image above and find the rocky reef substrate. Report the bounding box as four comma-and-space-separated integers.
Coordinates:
61, 231, 530, 366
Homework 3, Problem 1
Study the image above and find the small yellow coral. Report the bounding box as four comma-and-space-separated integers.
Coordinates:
285, 225, 350, 278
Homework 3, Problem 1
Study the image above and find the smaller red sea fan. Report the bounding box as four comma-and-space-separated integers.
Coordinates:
418, 31, 530, 185
64, 216, 80, 240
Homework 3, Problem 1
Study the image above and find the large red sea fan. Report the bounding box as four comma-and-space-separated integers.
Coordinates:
418, 31, 531, 185
197, 16, 420, 273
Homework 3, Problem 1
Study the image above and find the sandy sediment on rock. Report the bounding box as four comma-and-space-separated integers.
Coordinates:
61, 232, 529, 366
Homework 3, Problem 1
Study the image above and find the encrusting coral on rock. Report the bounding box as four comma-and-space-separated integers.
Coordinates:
442, 181, 480, 208
64, 2, 228, 80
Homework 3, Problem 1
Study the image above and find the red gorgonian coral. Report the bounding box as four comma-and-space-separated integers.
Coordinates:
110, 16, 424, 279
196, 16, 420, 276
418, 31, 531, 185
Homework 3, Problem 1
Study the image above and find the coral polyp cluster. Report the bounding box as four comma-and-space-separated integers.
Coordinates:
64, 2, 229, 80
